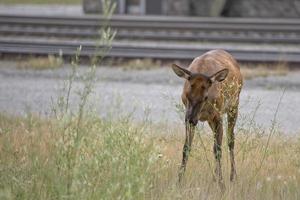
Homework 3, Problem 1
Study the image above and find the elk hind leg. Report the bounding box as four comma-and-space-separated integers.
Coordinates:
227, 106, 238, 181
209, 117, 224, 186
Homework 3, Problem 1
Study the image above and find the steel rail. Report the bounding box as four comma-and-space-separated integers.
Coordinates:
1, 27, 299, 43
1, 14, 300, 26
1, 14, 300, 31
0, 38, 299, 63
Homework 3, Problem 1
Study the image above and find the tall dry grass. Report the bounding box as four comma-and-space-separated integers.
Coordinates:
0, 112, 300, 199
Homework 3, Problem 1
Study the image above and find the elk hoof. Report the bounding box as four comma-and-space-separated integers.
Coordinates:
178, 167, 185, 184
230, 170, 237, 182
218, 181, 226, 192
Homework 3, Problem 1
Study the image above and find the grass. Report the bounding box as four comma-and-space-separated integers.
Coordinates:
17, 55, 63, 70
0, 0, 81, 4
115, 58, 289, 79
0, 112, 300, 200
240, 63, 289, 80
12, 55, 290, 77
122, 58, 161, 71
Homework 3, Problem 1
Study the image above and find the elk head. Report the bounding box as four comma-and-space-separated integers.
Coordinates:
172, 64, 229, 126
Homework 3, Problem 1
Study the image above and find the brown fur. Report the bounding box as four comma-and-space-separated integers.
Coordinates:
172, 49, 243, 188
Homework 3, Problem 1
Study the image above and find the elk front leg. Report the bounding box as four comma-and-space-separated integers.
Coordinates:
178, 123, 195, 183
227, 106, 238, 181
209, 116, 224, 187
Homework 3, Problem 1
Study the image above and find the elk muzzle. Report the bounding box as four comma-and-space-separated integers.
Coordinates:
185, 102, 202, 126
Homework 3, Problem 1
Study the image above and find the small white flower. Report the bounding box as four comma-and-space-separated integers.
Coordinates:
256, 182, 262, 190
277, 175, 282, 180
266, 177, 272, 182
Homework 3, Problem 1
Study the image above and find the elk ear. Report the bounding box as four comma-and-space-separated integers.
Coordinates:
210, 69, 229, 83
171, 64, 191, 80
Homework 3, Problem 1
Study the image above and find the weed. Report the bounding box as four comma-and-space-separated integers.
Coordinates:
17, 55, 63, 70
241, 62, 289, 80
122, 58, 161, 71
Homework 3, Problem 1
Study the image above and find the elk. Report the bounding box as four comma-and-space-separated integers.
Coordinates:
172, 49, 243, 186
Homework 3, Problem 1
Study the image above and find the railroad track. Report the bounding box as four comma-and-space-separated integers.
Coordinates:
1, 37, 300, 63
0, 14, 300, 63
1, 14, 300, 43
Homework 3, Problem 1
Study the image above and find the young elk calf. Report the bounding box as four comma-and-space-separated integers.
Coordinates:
172, 49, 243, 185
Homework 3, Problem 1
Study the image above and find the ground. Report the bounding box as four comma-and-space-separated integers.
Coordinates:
0, 61, 299, 134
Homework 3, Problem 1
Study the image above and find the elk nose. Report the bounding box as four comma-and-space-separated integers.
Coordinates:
190, 118, 198, 126
185, 116, 198, 126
